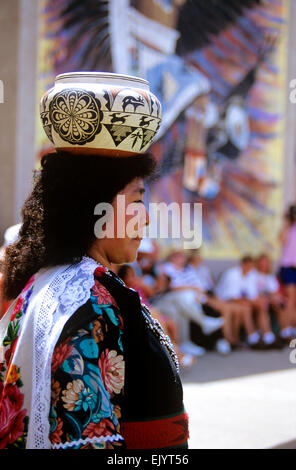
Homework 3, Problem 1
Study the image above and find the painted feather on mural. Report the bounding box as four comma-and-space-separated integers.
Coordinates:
36, 0, 287, 258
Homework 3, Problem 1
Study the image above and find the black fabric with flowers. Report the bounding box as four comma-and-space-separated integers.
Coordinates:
49, 267, 187, 449
49, 275, 126, 449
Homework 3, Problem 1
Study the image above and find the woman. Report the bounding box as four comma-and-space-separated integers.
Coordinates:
278, 204, 296, 333
256, 253, 293, 342
0, 150, 189, 449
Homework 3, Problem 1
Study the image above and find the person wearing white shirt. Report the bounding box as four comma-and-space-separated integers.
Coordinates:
256, 254, 295, 342
152, 250, 224, 357
184, 250, 247, 349
215, 263, 258, 301
182, 250, 215, 292
215, 256, 280, 348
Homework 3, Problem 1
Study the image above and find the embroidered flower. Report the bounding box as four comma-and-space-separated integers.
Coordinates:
4, 338, 18, 368
6, 364, 20, 385
0, 384, 27, 449
10, 297, 24, 322
51, 379, 61, 408
49, 417, 63, 444
94, 266, 107, 277
62, 379, 95, 412
9, 281, 34, 326
51, 339, 73, 374
23, 276, 34, 293
82, 418, 115, 439
91, 318, 106, 344
112, 404, 122, 432
91, 281, 118, 308
113, 404, 121, 420
62, 379, 84, 410
99, 350, 124, 395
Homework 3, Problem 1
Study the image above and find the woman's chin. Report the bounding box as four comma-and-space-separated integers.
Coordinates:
126, 243, 142, 263
111, 248, 139, 266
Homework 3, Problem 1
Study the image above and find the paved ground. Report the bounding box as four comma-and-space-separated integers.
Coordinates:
180, 346, 296, 449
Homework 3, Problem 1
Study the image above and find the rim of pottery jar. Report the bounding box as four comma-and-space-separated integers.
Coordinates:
55, 71, 149, 90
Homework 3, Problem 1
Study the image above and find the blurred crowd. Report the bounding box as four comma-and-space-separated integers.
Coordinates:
1, 204, 296, 370
113, 241, 295, 369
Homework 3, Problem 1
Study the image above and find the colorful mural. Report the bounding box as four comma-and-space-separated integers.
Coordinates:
36, 0, 288, 259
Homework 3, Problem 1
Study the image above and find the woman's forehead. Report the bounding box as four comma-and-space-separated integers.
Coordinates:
120, 178, 145, 195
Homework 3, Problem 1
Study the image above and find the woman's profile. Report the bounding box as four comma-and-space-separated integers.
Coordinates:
0, 74, 189, 449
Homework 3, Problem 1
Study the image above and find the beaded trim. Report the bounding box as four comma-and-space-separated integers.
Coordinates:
140, 303, 180, 373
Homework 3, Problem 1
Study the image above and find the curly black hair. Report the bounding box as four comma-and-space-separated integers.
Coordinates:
3, 150, 156, 300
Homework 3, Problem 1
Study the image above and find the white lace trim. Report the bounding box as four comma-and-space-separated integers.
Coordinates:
26, 257, 99, 449
51, 433, 124, 449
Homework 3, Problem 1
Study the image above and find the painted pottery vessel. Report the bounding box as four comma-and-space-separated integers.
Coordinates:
40, 72, 162, 156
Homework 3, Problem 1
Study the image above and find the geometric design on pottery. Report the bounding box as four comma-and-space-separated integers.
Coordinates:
102, 89, 114, 111
140, 128, 157, 150
40, 110, 54, 144
49, 89, 103, 145
104, 124, 137, 147
148, 95, 162, 119
129, 128, 144, 149
155, 120, 161, 133
40, 72, 162, 155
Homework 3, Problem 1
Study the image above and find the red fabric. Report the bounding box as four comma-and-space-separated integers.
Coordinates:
121, 411, 189, 449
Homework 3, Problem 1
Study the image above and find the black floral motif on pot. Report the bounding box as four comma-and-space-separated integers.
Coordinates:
49, 88, 103, 145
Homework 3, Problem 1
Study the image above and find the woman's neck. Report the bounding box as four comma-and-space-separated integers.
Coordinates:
87, 243, 113, 270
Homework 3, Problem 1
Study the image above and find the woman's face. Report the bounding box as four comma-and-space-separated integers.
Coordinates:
90, 178, 149, 267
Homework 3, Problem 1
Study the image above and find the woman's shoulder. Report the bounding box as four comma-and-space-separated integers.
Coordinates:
56, 262, 124, 346
30, 257, 105, 306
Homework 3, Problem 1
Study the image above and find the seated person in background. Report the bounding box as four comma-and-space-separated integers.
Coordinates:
132, 238, 160, 290
215, 255, 281, 349
153, 250, 224, 357
184, 249, 215, 292
184, 250, 244, 350
117, 264, 195, 369
256, 253, 295, 342
278, 204, 296, 330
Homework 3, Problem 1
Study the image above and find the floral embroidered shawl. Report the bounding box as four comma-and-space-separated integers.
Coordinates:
0, 257, 102, 449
